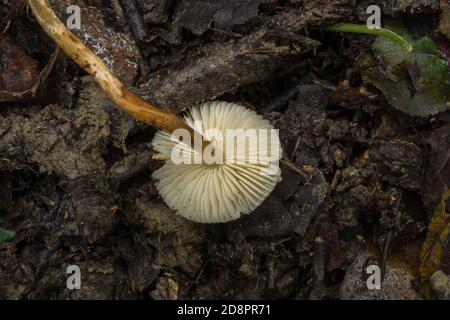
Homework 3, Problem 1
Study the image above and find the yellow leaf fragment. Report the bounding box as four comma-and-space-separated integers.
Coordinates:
419, 186, 450, 297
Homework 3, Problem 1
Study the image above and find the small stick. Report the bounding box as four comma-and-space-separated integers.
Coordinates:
27, 0, 192, 135
280, 158, 311, 180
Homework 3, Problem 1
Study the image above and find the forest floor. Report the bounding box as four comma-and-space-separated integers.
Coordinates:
1, 0, 450, 300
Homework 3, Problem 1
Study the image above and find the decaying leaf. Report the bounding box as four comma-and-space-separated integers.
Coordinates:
0, 34, 39, 101
433, 32, 450, 67
174, 0, 274, 35
439, 0, 450, 39
0, 0, 25, 30
362, 21, 450, 117
137, 0, 172, 24
126, 199, 205, 276
419, 187, 450, 297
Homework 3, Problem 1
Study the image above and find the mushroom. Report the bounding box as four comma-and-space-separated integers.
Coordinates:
152, 101, 281, 223
28, 0, 282, 223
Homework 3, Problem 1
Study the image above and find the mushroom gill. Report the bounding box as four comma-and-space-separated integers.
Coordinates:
151, 101, 282, 223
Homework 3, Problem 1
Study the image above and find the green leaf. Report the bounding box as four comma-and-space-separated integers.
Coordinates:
325, 23, 413, 52
0, 227, 15, 244
363, 21, 450, 117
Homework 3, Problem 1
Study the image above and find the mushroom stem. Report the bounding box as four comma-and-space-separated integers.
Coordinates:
27, 0, 192, 134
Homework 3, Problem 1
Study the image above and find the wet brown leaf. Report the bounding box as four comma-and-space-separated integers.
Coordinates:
0, 34, 39, 100
0, 0, 25, 30
174, 0, 274, 35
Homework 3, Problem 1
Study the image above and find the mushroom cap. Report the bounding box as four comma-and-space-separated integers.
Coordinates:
151, 101, 282, 223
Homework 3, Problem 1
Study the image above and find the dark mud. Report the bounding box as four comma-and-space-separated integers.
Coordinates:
0, 0, 449, 300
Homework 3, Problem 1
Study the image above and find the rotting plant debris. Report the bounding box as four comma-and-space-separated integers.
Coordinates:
0, 0, 449, 300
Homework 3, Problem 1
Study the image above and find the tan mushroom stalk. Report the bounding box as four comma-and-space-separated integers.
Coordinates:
28, 0, 282, 223
27, 0, 190, 134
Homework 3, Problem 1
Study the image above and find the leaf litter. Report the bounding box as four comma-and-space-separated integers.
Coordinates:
0, 0, 450, 300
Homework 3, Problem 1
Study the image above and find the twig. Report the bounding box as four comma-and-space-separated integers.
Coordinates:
237, 46, 291, 56
208, 27, 242, 38
421, 216, 450, 265
289, 136, 302, 160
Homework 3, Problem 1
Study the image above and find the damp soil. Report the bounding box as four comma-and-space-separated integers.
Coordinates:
0, 0, 449, 300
